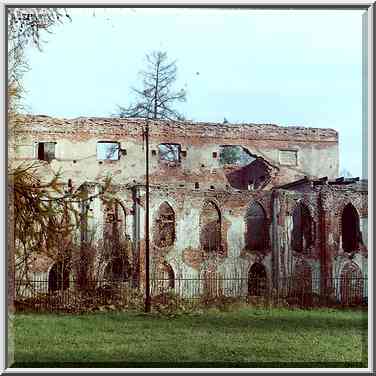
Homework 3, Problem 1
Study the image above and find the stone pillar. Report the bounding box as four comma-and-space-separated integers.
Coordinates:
318, 188, 334, 299
271, 189, 280, 290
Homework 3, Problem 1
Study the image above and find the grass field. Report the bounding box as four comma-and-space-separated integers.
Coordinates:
13, 307, 367, 368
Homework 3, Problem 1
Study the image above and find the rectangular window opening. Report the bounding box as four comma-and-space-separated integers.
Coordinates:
37, 142, 56, 162
97, 142, 120, 161
158, 143, 181, 163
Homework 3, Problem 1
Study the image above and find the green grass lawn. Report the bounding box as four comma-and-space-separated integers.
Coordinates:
13, 307, 367, 368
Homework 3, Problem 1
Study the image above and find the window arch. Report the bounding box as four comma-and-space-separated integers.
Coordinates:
341, 203, 361, 252
48, 261, 70, 293
200, 201, 221, 252
245, 202, 268, 251
154, 202, 176, 248
340, 262, 363, 305
291, 203, 313, 253
248, 262, 267, 296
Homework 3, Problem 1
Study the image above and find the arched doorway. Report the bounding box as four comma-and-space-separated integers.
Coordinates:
248, 263, 267, 296
340, 262, 363, 305
152, 262, 175, 295
341, 204, 361, 252
291, 261, 313, 306
48, 261, 70, 293
245, 202, 268, 251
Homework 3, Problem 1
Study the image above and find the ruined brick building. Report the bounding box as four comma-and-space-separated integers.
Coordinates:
14, 115, 368, 303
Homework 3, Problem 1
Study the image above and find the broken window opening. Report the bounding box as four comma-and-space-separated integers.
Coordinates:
341, 203, 361, 252
291, 203, 313, 253
37, 142, 56, 162
48, 261, 70, 293
248, 263, 267, 296
200, 201, 221, 253
221, 146, 272, 190
340, 262, 363, 305
97, 141, 120, 161
154, 202, 175, 248
219, 145, 256, 166
245, 202, 268, 251
158, 143, 181, 163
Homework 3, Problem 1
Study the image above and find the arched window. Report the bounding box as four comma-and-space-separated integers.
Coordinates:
340, 262, 363, 305
245, 202, 268, 251
155, 202, 175, 248
291, 203, 313, 253
341, 204, 361, 252
200, 201, 221, 252
48, 261, 70, 293
248, 263, 267, 296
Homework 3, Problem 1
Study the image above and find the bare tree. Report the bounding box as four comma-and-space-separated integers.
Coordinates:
117, 50, 186, 121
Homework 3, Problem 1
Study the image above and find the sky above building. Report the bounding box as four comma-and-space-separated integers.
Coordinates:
21, 8, 366, 177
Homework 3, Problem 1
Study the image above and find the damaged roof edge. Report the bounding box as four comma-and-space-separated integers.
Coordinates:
14, 113, 339, 140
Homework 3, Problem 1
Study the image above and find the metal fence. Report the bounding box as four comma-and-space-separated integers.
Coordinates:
15, 275, 368, 312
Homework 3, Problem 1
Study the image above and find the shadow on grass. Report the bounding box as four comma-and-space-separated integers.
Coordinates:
14, 309, 367, 368
11, 360, 367, 368
94, 309, 368, 332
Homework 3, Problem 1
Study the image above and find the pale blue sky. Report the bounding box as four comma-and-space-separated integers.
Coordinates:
22, 8, 365, 177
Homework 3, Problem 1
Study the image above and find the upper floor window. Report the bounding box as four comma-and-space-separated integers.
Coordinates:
97, 141, 119, 160
37, 142, 56, 162
158, 143, 181, 163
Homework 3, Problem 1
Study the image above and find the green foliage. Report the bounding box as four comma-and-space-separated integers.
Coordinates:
219, 146, 241, 165
11, 162, 112, 280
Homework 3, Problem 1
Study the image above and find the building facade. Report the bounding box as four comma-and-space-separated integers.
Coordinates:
13, 115, 368, 303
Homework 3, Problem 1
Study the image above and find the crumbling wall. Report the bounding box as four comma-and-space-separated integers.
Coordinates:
14, 115, 339, 191
14, 115, 368, 303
